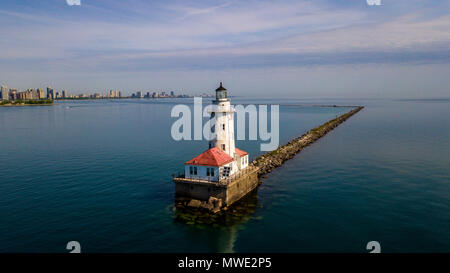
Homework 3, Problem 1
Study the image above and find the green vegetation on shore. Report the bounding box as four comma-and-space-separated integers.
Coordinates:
0, 100, 53, 106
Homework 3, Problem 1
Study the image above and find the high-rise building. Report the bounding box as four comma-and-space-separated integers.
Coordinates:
47, 87, 54, 100
136, 91, 143, 98
1, 85, 8, 100
37, 88, 45, 100
117, 91, 122, 98
170, 91, 175, 97
9, 89, 17, 100
62, 90, 66, 99
30, 89, 38, 100
109, 90, 115, 98
92, 93, 102, 99
14, 89, 38, 100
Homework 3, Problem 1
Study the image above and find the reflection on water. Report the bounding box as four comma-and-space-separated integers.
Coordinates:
174, 190, 260, 252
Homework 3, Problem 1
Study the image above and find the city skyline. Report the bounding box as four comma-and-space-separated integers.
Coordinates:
0, 84, 200, 101
0, 0, 449, 98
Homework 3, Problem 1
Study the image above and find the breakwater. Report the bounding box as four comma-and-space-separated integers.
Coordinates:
251, 106, 364, 176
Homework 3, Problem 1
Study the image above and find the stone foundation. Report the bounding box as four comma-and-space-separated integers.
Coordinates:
174, 167, 259, 213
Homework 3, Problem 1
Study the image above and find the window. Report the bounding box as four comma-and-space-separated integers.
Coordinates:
222, 166, 231, 177
189, 166, 193, 175
222, 124, 225, 130
206, 168, 215, 177
222, 144, 225, 151
194, 167, 197, 175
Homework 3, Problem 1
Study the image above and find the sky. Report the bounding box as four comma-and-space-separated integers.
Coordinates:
0, 0, 449, 98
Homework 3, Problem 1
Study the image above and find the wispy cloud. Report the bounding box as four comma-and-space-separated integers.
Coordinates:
0, 0, 367, 58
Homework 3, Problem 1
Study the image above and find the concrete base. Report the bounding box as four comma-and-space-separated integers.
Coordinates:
174, 167, 259, 212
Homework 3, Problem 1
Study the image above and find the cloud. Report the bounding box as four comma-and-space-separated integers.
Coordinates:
0, 0, 448, 97
1, 1, 448, 65
12, 12, 445, 73
0, 0, 366, 58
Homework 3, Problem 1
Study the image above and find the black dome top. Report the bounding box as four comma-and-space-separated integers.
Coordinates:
215, 82, 227, 91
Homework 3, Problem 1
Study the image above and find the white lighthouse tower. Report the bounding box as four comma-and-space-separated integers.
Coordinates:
210, 82, 235, 157
184, 82, 249, 181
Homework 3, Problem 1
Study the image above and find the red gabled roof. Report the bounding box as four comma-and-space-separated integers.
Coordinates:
235, 147, 248, 157
185, 147, 234, 167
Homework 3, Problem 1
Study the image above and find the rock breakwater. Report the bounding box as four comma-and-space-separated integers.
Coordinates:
251, 106, 364, 176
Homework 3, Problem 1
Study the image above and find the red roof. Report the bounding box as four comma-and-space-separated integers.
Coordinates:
235, 147, 248, 157
185, 147, 234, 167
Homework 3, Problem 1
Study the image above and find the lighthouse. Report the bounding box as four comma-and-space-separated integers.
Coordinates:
174, 82, 258, 212
184, 82, 249, 181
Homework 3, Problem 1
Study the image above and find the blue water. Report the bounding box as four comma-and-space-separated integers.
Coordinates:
0, 98, 448, 252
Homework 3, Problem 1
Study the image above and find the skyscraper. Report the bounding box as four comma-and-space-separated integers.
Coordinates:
9, 89, 17, 100
47, 87, 54, 100
1, 85, 8, 100
37, 88, 45, 100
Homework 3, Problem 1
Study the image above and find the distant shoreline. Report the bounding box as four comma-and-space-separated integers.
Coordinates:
0, 100, 53, 107
0, 104, 53, 107
58, 98, 358, 108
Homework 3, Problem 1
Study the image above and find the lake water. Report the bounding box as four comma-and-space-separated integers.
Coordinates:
0, 98, 448, 252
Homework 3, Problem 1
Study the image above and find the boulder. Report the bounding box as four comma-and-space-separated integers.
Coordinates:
208, 197, 223, 209
187, 199, 202, 208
